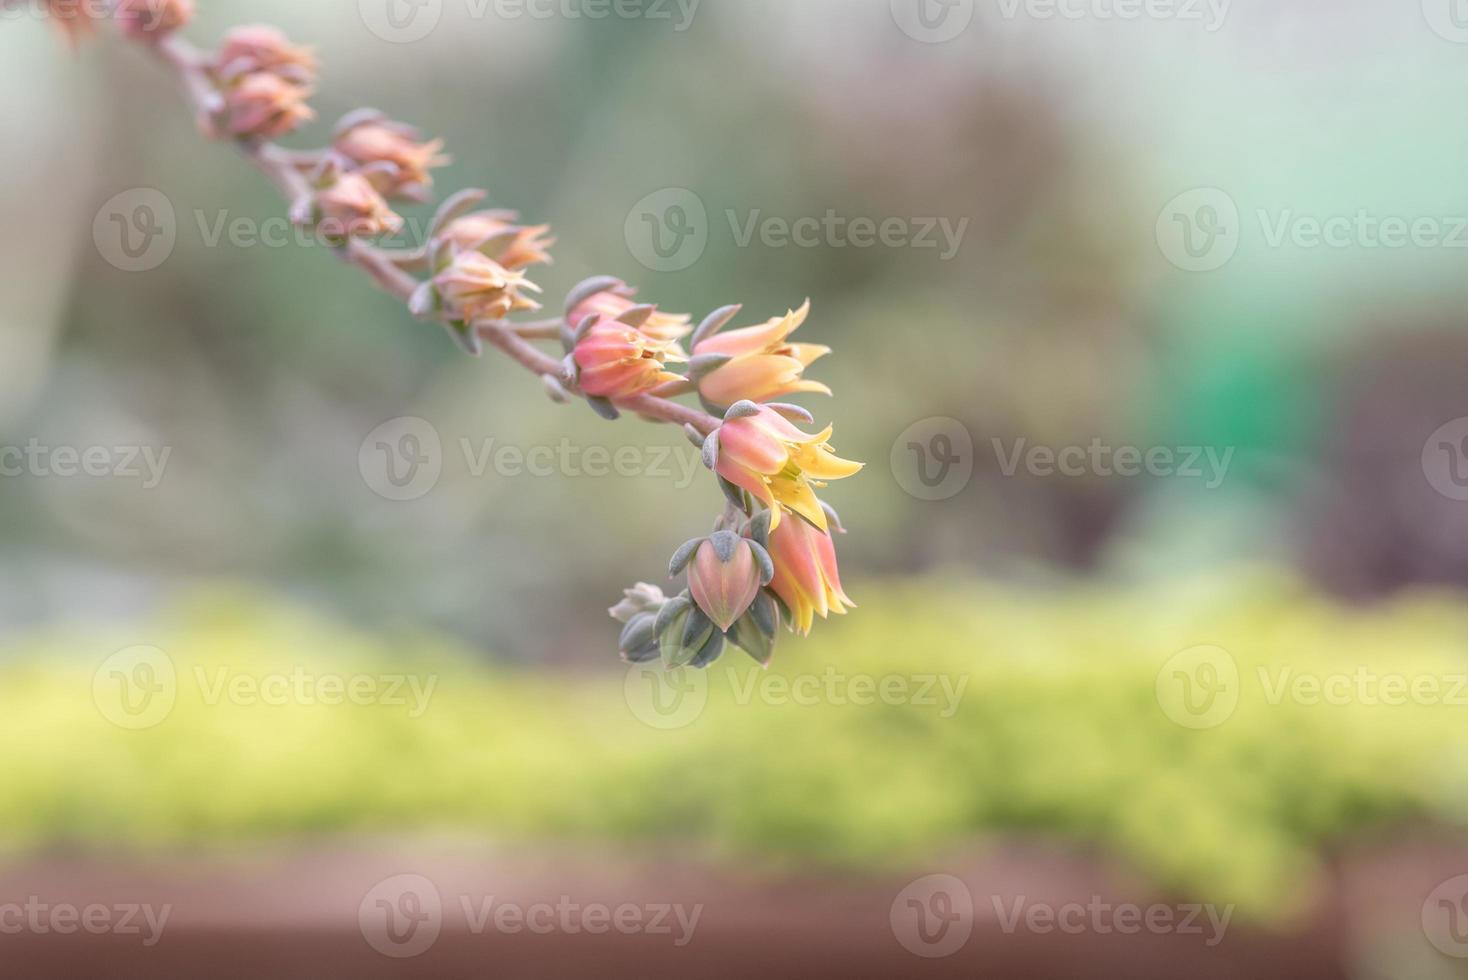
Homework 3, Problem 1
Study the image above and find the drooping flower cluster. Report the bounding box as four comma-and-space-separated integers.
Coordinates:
75, 9, 862, 671
604, 303, 861, 667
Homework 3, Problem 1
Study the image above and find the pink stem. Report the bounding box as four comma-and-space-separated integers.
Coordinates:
144, 33, 721, 438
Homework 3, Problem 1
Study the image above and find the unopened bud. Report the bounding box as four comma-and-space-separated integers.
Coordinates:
334, 114, 450, 203
315, 172, 404, 240
220, 71, 315, 140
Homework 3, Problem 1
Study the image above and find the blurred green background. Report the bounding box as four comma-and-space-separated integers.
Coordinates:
5, 0, 1468, 967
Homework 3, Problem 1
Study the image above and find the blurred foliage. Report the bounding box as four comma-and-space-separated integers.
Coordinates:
5, 572, 1468, 923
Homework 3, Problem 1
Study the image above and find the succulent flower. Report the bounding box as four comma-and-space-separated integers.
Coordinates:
669, 530, 774, 633
219, 71, 315, 139
571, 315, 687, 402
215, 25, 317, 85
568, 280, 691, 347
113, 0, 194, 40
436, 211, 554, 271
691, 300, 830, 409
766, 511, 854, 636
315, 172, 404, 240
333, 112, 450, 203
708, 403, 862, 531
432, 249, 543, 323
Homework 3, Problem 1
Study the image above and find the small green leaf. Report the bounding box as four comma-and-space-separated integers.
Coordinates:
563, 275, 624, 316
724, 400, 762, 421
689, 631, 727, 669
587, 396, 620, 421
616, 304, 657, 329
688, 353, 733, 382
445, 320, 482, 356
427, 188, 490, 240
668, 538, 705, 577
681, 605, 715, 652
691, 304, 743, 348
710, 529, 740, 563
749, 541, 775, 585
718, 477, 750, 514
751, 592, 779, 638
731, 612, 774, 666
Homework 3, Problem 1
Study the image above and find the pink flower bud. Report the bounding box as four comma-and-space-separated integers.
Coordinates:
570, 285, 691, 346
113, 0, 194, 40
437, 212, 554, 270
766, 514, 854, 636
215, 25, 317, 85
573, 318, 686, 401
221, 71, 315, 140
433, 251, 543, 323
688, 533, 764, 633
334, 118, 450, 203
315, 173, 404, 240
713, 405, 862, 532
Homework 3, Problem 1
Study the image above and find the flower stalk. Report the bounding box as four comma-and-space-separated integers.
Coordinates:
68, 11, 861, 667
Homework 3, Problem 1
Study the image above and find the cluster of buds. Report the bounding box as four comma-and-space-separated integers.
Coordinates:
331, 109, 450, 204
60, 8, 861, 670
209, 25, 317, 140
292, 112, 453, 246
308, 161, 405, 242
590, 275, 859, 666
409, 191, 555, 353
612, 523, 780, 668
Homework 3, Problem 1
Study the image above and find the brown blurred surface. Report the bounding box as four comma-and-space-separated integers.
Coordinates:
0, 840, 1414, 979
